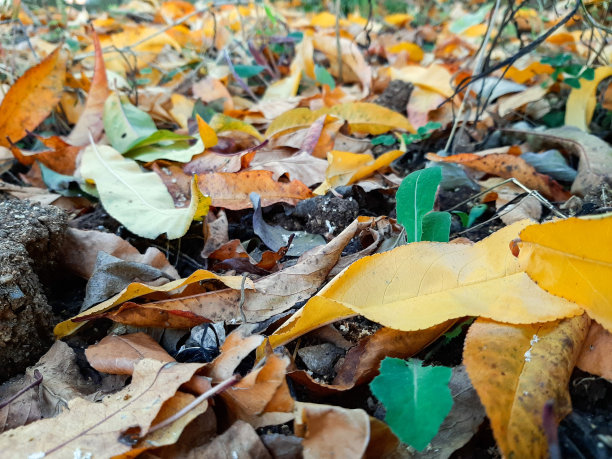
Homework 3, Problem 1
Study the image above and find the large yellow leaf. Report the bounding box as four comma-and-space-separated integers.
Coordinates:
0, 46, 66, 147
263, 35, 314, 101
389, 64, 453, 98
265, 103, 414, 138
266, 221, 582, 350
463, 315, 590, 458
517, 214, 612, 331
565, 66, 612, 131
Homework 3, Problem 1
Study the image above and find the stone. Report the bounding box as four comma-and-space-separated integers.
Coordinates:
297, 343, 344, 376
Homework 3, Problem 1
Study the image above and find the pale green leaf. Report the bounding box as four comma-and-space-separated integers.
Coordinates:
126, 139, 204, 163
103, 92, 157, 153
80, 143, 210, 240
396, 168, 442, 242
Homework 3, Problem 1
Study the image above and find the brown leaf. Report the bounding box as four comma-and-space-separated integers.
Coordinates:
184, 420, 272, 459
426, 152, 570, 201
0, 47, 66, 149
197, 170, 313, 210
576, 321, 612, 382
294, 402, 370, 459
0, 359, 203, 457
66, 28, 110, 146
85, 333, 175, 375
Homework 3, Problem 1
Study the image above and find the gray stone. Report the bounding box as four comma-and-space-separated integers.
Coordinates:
297, 343, 344, 376
293, 195, 358, 236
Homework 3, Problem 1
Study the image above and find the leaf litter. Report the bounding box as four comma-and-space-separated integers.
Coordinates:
0, 0, 611, 457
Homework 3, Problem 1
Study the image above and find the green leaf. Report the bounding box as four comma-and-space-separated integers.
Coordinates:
564, 77, 581, 89
126, 139, 204, 163
234, 64, 266, 79
467, 203, 488, 227
370, 358, 453, 451
264, 4, 277, 24
562, 64, 582, 77
580, 67, 595, 81
371, 134, 397, 146
396, 168, 442, 243
103, 92, 157, 154
126, 130, 194, 151
449, 3, 492, 33
421, 211, 451, 242
80, 143, 210, 240
541, 53, 572, 67
315, 64, 336, 90
452, 210, 469, 227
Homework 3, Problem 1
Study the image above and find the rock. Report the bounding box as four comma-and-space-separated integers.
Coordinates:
0, 199, 67, 382
297, 343, 344, 376
374, 80, 414, 114
293, 195, 358, 235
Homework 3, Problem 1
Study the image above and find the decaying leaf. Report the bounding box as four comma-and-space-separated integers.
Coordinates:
464, 315, 590, 458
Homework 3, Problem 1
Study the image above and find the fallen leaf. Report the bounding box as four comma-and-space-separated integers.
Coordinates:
85, 333, 175, 375
426, 152, 570, 201
565, 66, 612, 131
80, 143, 210, 239
197, 170, 312, 210
295, 402, 370, 459
196, 114, 218, 149
370, 358, 453, 451
61, 227, 178, 279
103, 92, 158, 154
247, 150, 328, 186
183, 420, 272, 459
0, 46, 66, 148
576, 321, 612, 382
265, 103, 414, 139
55, 269, 252, 338
517, 214, 612, 332
0, 359, 204, 458
193, 76, 234, 112
66, 29, 110, 146
463, 315, 590, 458
389, 64, 453, 98
265, 221, 583, 351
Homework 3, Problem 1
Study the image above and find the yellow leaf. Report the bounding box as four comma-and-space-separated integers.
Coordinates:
196, 114, 218, 148
310, 11, 336, 27
169, 94, 194, 130
209, 113, 264, 141
265, 103, 414, 138
314, 149, 404, 195
464, 315, 589, 458
389, 64, 453, 98
267, 221, 582, 348
565, 66, 612, 131
55, 269, 253, 338
384, 13, 413, 27
386, 42, 424, 62
517, 214, 612, 331
263, 35, 313, 101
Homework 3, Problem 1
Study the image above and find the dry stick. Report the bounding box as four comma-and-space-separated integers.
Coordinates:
146, 374, 241, 435
0, 370, 43, 409
581, 1, 612, 34
335, 0, 343, 84
439, 1, 581, 109
443, 0, 501, 154
444, 177, 566, 219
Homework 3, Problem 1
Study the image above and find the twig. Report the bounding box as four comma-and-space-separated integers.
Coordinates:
335, 0, 343, 84
239, 273, 248, 324
439, 1, 581, 109
580, 0, 612, 34
444, 0, 501, 153
0, 370, 43, 409
146, 374, 241, 435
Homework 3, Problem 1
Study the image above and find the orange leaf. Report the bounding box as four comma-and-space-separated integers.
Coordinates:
85, 332, 174, 375
576, 322, 612, 381
197, 170, 312, 210
10, 134, 81, 175
196, 114, 219, 149
426, 152, 570, 201
0, 46, 66, 148
464, 315, 589, 458
66, 28, 110, 146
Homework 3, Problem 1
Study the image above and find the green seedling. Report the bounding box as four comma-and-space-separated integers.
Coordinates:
541, 53, 595, 89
